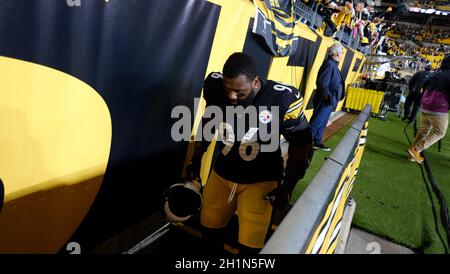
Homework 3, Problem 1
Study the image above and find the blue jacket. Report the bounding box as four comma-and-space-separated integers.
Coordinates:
314, 57, 345, 110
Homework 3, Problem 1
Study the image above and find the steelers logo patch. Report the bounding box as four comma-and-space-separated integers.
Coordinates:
259, 110, 272, 124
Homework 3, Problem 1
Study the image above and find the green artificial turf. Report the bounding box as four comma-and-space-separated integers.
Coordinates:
291, 113, 450, 254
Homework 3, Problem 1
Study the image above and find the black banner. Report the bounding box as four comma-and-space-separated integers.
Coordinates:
0, 0, 220, 251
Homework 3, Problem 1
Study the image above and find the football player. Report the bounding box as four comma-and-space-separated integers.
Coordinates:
186, 52, 313, 254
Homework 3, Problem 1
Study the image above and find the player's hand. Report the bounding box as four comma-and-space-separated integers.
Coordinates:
264, 187, 290, 209
184, 178, 202, 193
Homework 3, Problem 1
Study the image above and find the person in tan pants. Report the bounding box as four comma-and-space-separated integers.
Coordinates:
408, 54, 450, 164
409, 113, 448, 163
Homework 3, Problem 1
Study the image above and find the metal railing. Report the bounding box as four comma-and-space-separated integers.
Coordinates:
261, 104, 372, 254
294, 0, 368, 54
294, 1, 324, 30
294, 1, 315, 25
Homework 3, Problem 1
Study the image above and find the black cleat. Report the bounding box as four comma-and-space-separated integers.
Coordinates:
313, 143, 331, 152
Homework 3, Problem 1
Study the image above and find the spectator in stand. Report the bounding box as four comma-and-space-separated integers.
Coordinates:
310, 43, 345, 152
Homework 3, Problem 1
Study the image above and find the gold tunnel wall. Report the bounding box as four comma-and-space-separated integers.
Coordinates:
191, 0, 366, 183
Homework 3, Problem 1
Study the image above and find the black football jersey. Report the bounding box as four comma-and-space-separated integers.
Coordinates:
202, 72, 308, 184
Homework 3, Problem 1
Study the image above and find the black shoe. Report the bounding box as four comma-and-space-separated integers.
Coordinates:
313, 143, 331, 151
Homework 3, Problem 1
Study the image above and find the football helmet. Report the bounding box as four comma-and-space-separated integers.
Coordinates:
163, 180, 202, 223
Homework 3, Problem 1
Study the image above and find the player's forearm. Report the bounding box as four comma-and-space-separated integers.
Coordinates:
185, 140, 209, 181
191, 140, 209, 163
283, 142, 312, 194
282, 115, 310, 142
191, 114, 214, 161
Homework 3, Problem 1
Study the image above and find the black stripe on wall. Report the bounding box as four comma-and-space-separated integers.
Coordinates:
341, 47, 355, 82
0, 0, 221, 251
287, 36, 322, 98
352, 58, 362, 72
243, 18, 274, 80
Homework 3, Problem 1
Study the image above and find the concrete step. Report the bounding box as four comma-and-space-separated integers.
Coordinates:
345, 227, 415, 254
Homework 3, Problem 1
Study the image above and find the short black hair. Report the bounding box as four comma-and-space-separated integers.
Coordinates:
223, 52, 257, 81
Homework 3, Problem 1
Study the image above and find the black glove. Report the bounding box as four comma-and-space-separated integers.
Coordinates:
264, 184, 291, 209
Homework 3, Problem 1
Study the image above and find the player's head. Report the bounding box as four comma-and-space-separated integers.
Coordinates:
329, 43, 344, 62
222, 52, 260, 106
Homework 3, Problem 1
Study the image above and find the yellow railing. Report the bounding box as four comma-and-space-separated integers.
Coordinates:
344, 87, 384, 114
